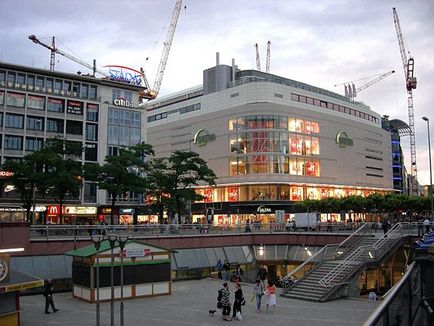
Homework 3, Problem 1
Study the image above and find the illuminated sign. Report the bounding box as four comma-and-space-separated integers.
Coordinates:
193, 129, 216, 147
122, 248, 151, 258
113, 97, 140, 108
0, 170, 13, 178
103, 65, 143, 86
257, 206, 272, 213
336, 131, 354, 148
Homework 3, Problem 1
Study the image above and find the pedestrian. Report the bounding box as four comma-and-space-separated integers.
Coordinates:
219, 282, 232, 321
223, 259, 231, 281
232, 282, 245, 321
43, 278, 59, 314
216, 259, 223, 280
265, 280, 277, 313
417, 216, 424, 237
368, 290, 377, 301
253, 279, 265, 312
235, 264, 244, 282
257, 264, 268, 287
423, 217, 431, 235
381, 218, 390, 236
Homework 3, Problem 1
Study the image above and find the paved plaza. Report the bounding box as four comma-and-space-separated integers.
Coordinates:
20, 278, 379, 326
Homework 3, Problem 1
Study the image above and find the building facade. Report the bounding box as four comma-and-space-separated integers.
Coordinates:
0, 62, 146, 224
146, 60, 394, 224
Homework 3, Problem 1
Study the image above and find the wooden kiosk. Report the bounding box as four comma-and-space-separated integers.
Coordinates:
65, 240, 171, 302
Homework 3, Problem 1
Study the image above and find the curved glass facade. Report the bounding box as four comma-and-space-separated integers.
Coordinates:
229, 115, 320, 176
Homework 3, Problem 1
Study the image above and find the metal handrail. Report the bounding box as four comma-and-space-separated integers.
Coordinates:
338, 223, 371, 248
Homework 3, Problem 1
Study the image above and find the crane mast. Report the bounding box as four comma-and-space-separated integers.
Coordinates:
255, 43, 261, 71
393, 7, 418, 194
151, 0, 182, 98
266, 40, 271, 73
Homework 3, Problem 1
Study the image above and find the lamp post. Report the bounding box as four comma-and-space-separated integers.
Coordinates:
422, 116, 433, 217
91, 234, 104, 326
118, 235, 129, 326
107, 233, 117, 326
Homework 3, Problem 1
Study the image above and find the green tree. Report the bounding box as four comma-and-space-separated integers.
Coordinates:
165, 151, 216, 223
85, 143, 154, 225
2, 151, 45, 222
41, 138, 84, 224
146, 158, 172, 224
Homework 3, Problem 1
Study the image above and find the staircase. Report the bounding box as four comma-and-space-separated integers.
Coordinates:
281, 222, 414, 302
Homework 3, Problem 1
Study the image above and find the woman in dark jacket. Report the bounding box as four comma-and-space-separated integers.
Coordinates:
232, 282, 244, 320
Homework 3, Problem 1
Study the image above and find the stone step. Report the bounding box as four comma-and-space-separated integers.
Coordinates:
283, 292, 323, 301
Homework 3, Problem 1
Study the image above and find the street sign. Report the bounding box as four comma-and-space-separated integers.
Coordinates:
122, 248, 151, 258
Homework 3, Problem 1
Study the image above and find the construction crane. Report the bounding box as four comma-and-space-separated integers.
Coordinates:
393, 7, 418, 194
255, 43, 261, 71
28, 35, 109, 78
140, 0, 183, 100
266, 41, 271, 73
334, 70, 395, 100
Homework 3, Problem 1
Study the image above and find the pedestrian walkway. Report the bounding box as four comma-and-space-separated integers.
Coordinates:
19, 278, 378, 325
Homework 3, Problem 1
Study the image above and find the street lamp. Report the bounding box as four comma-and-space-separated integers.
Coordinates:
91, 234, 104, 326
118, 235, 129, 326
107, 233, 117, 326
422, 116, 433, 217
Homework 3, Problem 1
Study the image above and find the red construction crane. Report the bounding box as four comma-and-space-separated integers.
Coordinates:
393, 7, 418, 194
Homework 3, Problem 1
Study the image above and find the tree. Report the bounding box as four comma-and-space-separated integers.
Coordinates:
41, 138, 84, 224
85, 143, 154, 225
165, 151, 216, 223
146, 158, 172, 224
2, 151, 45, 222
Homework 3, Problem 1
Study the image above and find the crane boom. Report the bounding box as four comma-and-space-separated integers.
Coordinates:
255, 43, 261, 71
152, 0, 182, 98
393, 7, 418, 194
356, 70, 395, 93
266, 41, 271, 73
336, 70, 395, 99
28, 35, 108, 77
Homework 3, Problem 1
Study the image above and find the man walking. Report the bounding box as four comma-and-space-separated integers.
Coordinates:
44, 278, 59, 314
423, 217, 431, 235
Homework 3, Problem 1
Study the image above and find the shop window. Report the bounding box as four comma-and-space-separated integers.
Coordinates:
4, 135, 23, 150
304, 161, 319, 176
290, 186, 303, 201
320, 188, 332, 199
85, 143, 97, 161
227, 187, 239, 202
306, 187, 320, 200
27, 117, 44, 131
47, 98, 65, 112
5, 113, 24, 129
6, 92, 25, 107
66, 120, 83, 135
28, 95, 45, 110
289, 157, 302, 175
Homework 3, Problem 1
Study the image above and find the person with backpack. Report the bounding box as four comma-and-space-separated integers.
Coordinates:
253, 279, 265, 312
218, 282, 231, 321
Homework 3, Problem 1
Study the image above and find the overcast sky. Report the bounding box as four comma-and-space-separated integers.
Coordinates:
1, 0, 433, 185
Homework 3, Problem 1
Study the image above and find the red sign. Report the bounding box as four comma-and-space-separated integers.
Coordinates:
204, 189, 213, 202
0, 170, 13, 178
122, 248, 151, 257
46, 205, 61, 217
228, 187, 238, 202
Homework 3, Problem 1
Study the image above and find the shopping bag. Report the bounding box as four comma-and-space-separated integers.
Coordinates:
236, 311, 243, 321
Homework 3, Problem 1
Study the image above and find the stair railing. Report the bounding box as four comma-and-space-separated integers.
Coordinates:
338, 222, 372, 249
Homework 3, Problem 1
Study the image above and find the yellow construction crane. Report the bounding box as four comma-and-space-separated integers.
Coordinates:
139, 0, 184, 100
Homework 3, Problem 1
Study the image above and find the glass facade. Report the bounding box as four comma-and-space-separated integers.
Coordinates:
229, 115, 320, 176
108, 107, 141, 147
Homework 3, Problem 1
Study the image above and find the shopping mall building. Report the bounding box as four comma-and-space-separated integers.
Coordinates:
0, 61, 147, 224
146, 56, 395, 224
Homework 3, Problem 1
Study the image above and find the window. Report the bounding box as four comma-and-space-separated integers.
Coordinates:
5, 114, 24, 129
66, 120, 83, 135
86, 123, 98, 141
47, 98, 65, 112
80, 83, 89, 99
7, 72, 16, 84
124, 91, 133, 102
28, 95, 45, 110
84, 182, 97, 203
0, 91, 4, 105
0, 70, 5, 83
63, 81, 72, 91
36, 76, 44, 87
6, 92, 25, 107
86, 104, 99, 121
54, 79, 62, 90
85, 143, 97, 161
89, 85, 97, 100
17, 73, 25, 85
66, 100, 83, 115
112, 89, 121, 101
0, 112, 3, 127
45, 78, 53, 90
46, 118, 64, 133
26, 137, 43, 151
72, 82, 80, 93
4, 135, 23, 150
27, 116, 44, 131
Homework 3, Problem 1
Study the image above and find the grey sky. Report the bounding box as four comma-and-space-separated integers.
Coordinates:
1, 0, 433, 184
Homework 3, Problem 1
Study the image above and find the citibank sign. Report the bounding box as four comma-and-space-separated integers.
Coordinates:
113, 97, 140, 108
336, 131, 354, 148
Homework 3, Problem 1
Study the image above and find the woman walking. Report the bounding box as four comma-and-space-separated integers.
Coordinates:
266, 280, 277, 313
253, 279, 264, 312
232, 282, 245, 320
220, 282, 232, 321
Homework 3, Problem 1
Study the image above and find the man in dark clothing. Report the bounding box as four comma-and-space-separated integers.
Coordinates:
257, 265, 268, 287
223, 259, 231, 281
44, 279, 58, 314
